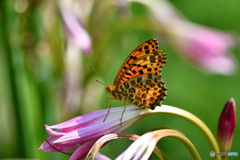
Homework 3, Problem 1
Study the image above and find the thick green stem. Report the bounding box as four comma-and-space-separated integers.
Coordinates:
154, 129, 201, 160
150, 105, 221, 160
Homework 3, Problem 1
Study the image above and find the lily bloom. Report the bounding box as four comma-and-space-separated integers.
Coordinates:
116, 129, 199, 160
40, 106, 150, 159
87, 130, 199, 159
59, 0, 93, 114
170, 23, 236, 75
217, 98, 236, 153
129, 0, 237, 75
60, 0, 92, 55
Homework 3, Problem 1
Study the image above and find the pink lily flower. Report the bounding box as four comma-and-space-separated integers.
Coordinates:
129, 0, 237, 75
40, 106, 150, 159
171, 23, 236, 75
116, 129, 199, 160
69, 141, 97, 160
71, 144, 111, 160
217, 98, 236, 153
60, 0, 92, 55
59, 0, 94, 114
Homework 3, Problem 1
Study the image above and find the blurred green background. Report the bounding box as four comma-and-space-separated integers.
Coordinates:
0, 0, 239, 159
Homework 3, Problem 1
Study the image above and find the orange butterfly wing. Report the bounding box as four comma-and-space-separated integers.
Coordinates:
105, 39, 167, 110
113, 39, 166, 87
118, 73, 167, 109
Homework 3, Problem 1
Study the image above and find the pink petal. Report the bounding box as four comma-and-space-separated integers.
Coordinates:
70, 141, 96, 160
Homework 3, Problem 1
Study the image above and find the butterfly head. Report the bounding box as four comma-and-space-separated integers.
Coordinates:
105, 85, 116, 94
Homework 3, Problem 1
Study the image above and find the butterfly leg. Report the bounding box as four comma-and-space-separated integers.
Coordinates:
103, 97, 115, 122
119, 101, 126, 125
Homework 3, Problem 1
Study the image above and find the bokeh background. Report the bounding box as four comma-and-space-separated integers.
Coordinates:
0, 0, 239, 159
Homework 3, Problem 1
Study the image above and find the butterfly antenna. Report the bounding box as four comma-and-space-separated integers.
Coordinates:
90, 65, 108, 85
96, 79, 107, 85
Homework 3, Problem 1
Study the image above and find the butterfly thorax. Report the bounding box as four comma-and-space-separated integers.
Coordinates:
105, 85, 115, 94
105, 85, 124, 101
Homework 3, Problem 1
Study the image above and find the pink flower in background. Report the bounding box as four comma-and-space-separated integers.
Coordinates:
172, 23, 236, 75
59, 0, 94, 114
129, 0, 237, 75
40, 106, 150, 159
60, 0, 92, 55
217, 98, 236, 153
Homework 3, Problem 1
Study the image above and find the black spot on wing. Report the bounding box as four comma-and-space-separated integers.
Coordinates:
144, 46, 149, 49
130, 56, 137, 60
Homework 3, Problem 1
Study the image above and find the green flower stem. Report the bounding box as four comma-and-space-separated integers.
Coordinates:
149, 105, 221, 160
154, 129, 200, 160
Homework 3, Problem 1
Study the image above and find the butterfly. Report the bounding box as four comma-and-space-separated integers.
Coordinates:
104, 39, 167, 120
